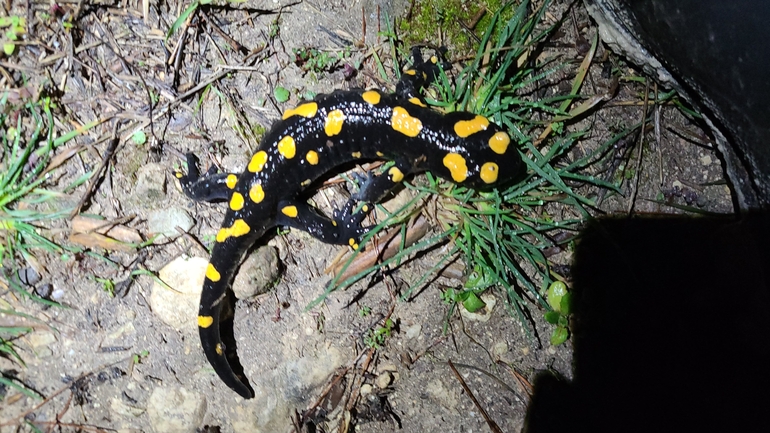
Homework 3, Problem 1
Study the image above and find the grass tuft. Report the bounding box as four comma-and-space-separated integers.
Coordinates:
318, 0, 626, 342
0, 91, 94, 394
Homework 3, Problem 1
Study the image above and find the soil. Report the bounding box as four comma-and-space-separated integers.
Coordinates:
0, 0, 733, 432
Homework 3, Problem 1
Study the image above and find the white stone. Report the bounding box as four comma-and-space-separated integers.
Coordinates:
459, 293, 497, 322
150, 256, 206, 331
405, 323, 422, 340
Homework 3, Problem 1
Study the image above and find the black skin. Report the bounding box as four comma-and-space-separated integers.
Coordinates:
176, 48, 523, 398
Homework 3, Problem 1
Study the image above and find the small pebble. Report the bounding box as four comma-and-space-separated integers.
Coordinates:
51, 288, 65, 301
375, 372, 393, 389
34, 283, 53, 299
405, 324, 422, 340
18, 267, 41, 286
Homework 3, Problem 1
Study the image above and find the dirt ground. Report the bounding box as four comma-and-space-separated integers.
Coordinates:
0, 0, 733, 432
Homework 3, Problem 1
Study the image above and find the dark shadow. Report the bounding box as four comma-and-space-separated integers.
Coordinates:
525, 213, 770, 433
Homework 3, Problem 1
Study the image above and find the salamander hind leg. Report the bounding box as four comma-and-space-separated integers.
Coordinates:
276, 159, 416, 250
276, 199, 372, 250
395, 46, 451, 100
350, 158, 414, 203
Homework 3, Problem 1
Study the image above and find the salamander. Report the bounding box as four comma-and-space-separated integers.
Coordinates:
176, 48, 523, 398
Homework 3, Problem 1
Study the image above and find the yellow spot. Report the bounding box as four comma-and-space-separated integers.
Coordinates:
282, 102, 318, 120
226, 174, 238, 189
443, 153, 468, 182
229, 192, 244, 211
362, 204, 369, 212
348, 238, 359, 250
216, 219, 251, 242
198, 316, 214, 328
480, 162, 499, 184
430, 55, 439, 64
249, 184, 265, 203
404, 69, 417, 76
409, 97, 427, 108
305, 150, 319, 165
281, 205, 298, 218
351, 151, 362, 158
301, 179, 312, 187
388, 166, 404, 183
248, 151, 268, 173
391, 106, 423, 137
325, 109, 346, 136
489, 131, 511, 155
454, 115, 489, 138
376, 151, 384, 157
362, 90, 381, 105
175, 172, 183, 178
278, 136, 296, 159
215, 343, 224, 356
332, 220, 337, 226
206, 263, 221, 282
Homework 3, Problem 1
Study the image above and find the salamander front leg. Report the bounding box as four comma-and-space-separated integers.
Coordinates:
176, 153, 240, 202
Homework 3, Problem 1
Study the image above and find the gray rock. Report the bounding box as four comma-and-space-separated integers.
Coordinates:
147, 207, 194, 241
110, 397, 145, 417
146, 387, 206, 433
132, 163, 167, 207
231, 347, 343, 433
232, 246, 281, 299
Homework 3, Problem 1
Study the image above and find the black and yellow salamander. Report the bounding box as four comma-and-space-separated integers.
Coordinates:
176, 48, 523, 398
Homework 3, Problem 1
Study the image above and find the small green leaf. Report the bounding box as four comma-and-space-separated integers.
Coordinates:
462, 291, 486, 313
274, 86, 290, 103
550, 326, 569, 346
557, 315, 569, 327
559, 292, 572, 315
3, 42, 14, 55
464, 264, 495, 290
441, 288, 458, 303
131, 130, 147, 145
546, 280, 568, 312
544, 311, 561, 324
358, 305, 371, 317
